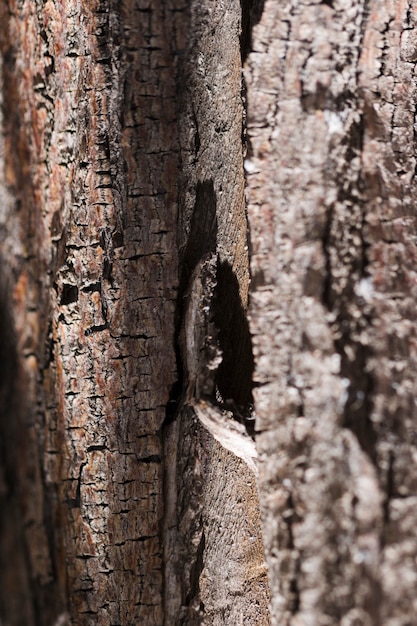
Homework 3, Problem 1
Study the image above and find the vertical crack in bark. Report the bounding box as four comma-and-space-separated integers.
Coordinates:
239, 0, 266, 179
163, 0, 270, 622
283, 492, 300, 616
383, 450, 395, 528
164, 179, 218, 425
166, 179, 254, 425
238, 0, 267, 426
239, 0, 266, 62
321, 100, 378, 464
214, 260, 254, 425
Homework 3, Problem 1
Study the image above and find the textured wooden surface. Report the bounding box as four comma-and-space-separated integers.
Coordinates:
163, 0, 269, 623
246, 1, 417, 624
0, 0, 269, 624
5, 0, 416, 623
0, 1, 184, 623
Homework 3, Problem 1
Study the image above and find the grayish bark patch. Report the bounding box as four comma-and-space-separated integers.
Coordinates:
246, 1, 417, 624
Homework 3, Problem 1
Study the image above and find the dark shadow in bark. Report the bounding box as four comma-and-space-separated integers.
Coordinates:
165, 179, 218, 423
240, 0, 266, 61
179, 179, 218, 295
165, 178, 255, 433
0, 267, 34, 626
184, 527, 205, 610
240, 0, 267, 215
321, 108, 378, 464
214, 260, 254, 428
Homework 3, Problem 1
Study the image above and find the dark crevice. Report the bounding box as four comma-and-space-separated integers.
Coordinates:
84, 323, 108, 336
164, 179, 218, 426
193, 111, 201, 155
167, 92, 253, 426
179, 180, 218, 293
100, 229, 114, 283
164, 377, 183, 425
165, 245, 255, 435
325, 283, 377, 464
283, 493, 301, 615
320, 202, 334, 310
139, 455, 161, 464
340, 112, 377, 463
213, 260, 254, 423
289, 576, 300, 614
240, 71, 248, 163
240, 0, 267, 61
81, 281, 101, 293
339, 342, 376, 460
383, 450, 395, 528
67, 462, 87, 510
60, 283, 79, 305
321, 111, 378, 464
86, 445, 106, 453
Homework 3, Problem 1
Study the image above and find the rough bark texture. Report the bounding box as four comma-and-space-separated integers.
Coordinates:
2, 0, 417, 625
0, 1, 186, 623
246, 1, 417, 624
163, 1, 269, 623
0, 0, 268, 624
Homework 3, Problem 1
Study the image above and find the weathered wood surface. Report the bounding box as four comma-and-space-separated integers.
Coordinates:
163, 0, 269, 623
0, 1, 184, 623
2, 0, 417, 624
246, 1, 417, 624
0, 0, 269, 624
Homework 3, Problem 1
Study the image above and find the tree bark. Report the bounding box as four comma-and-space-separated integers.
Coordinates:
246, 1, 417, 624
0, 1, 182, 623
0, 0, 268, 624
1, 0, 417, 625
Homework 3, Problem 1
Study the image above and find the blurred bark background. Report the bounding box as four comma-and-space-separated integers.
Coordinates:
0, 1, 417, 625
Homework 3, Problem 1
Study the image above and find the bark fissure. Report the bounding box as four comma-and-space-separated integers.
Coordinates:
164, 180, 218, 426
162, 1, 269, 623
321, 107, 378, 462
240, 0, 267, 63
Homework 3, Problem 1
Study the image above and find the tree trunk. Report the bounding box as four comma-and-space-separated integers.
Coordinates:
0, 0, 268, 624
246, 1, 417, 624
0, 0, 416, 625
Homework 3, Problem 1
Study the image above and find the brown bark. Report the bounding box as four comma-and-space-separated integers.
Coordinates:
0, 1, 183, 623
162, 2, 269, 622
0, 0, 268, 624
2, 0, 417, 625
